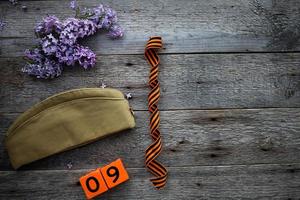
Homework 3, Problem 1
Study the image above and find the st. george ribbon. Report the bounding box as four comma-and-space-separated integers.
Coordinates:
144, 36, 168, 189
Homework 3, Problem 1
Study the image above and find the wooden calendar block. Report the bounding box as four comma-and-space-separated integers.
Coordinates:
79, 168, 108, 199
100, 158, 129, 189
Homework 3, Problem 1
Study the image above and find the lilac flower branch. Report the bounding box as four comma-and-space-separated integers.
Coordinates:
23, 3, 124, 79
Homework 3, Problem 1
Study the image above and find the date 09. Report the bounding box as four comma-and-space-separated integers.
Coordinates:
79, 158, 129, 199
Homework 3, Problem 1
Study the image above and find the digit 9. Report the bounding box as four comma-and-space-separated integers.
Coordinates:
100, 158, 129, 189
106, 166, 120, 183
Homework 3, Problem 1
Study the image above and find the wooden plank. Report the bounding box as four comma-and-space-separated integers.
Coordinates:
1, 53, 300, 112
1, 108, 299, 170
1, 0, 300, 56
0, 164, 299, 199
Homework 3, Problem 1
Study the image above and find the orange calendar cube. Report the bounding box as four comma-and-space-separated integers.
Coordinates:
79, 169, 108, 199
100, 158, 129, 189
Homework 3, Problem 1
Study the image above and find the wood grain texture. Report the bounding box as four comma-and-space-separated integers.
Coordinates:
1, 0, 300, 56
1, 108, 299, 170
1, 53, 300, 112
1, 0, 300, 198
0, 164, 299, 199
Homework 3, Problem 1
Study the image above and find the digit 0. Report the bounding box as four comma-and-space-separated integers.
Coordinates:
106, 166, 120, 183
79, 169, 108, 199
86, 176, 100, 192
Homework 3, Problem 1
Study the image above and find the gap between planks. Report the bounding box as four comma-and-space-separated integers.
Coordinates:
3, 107, 300, 114
2, 162, 300, 172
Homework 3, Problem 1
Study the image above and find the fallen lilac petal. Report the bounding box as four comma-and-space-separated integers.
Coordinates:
70, 0, 77, 10
125, 93, 132, 99
21, 5, 28, 11
0, 20, 5, 31
67, 162, 73, 169
100, 82, 107, 88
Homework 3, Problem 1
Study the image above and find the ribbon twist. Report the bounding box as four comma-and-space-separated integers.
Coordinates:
144, 36, 168, 189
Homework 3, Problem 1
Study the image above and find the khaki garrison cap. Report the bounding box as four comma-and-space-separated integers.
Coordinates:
5, 88, 135, 169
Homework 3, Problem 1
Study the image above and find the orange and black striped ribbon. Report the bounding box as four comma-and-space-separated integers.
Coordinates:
144, 36, 168, 189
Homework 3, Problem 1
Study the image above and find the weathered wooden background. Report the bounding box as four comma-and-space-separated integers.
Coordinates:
0, 0, 300, 199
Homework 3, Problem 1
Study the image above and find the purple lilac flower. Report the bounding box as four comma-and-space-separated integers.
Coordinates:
107, 25, 124, 39
75, 45, 96, 69
60, 18, 80, 45
95, 4, 105, 14
77, 19, 97, 38
94, 6, 117, 29
23, 48, 63, 79
70, 0, 77, 10
56, 44, 78, 66
9, 0, 18, 5
88, 5, 123, 39
103, 6, 117, 26
81, 4, 117, 29
22, 58, 63, 79
35, 16, 62, 37
60, 18, 97, 45
100, 16, 111, 29
41, 34, 59, 55
0, 20, 5, 31
24, 48, 44, 62
80, 7, 102, 25
55, 44, 95, 68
